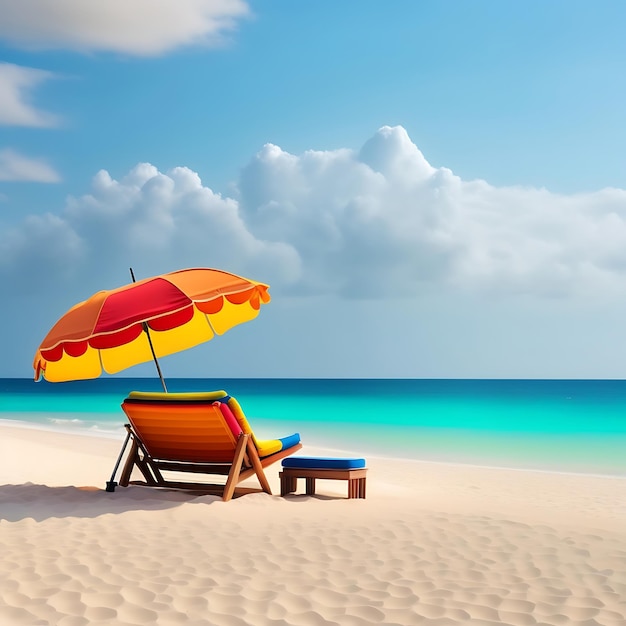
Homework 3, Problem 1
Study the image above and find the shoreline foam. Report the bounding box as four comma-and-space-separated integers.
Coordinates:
3, 417, 626, 479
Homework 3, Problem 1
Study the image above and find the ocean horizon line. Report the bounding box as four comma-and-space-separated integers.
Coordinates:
7, 375, 626, 382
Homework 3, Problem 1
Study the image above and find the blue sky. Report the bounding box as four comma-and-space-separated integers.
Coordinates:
2, 1, 626, 380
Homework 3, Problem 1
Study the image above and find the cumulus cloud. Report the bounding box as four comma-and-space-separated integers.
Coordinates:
0, 162, 299, 296
238, 125, 626, 298
2, 125, 626, 302
0, 62, 59, 127
0, 148, 61, 182
0, 0, 250, 56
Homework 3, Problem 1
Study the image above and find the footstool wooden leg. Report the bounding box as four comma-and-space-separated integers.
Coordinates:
280, 473, 297, 495
305, 477, 316, 495
359, 477, 366, 498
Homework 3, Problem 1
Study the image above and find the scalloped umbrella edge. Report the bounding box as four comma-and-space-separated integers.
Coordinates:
33, 267, 271, 392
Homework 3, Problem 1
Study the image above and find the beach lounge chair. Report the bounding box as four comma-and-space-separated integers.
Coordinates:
115, 391, 302, 501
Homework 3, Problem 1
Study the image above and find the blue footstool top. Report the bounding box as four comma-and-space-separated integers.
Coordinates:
282, 457, 366, 470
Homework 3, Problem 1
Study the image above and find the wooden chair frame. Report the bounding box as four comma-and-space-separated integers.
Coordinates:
116, 402, 302, 501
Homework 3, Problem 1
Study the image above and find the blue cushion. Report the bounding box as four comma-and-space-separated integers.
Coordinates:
277, 433, 302, 451
282, 456, 366, 470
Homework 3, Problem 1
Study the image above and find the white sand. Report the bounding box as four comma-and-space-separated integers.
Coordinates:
1, 423, 625, 626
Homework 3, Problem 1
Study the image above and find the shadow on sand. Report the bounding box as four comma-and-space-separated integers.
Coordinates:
0, 482, 222, 522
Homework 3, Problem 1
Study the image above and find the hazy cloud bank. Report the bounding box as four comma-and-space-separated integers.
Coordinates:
0, 63, 61, 182
2, 126, 626, 301
0, 148, 60, 182
0, 0, 250, 56
0, 62, 59, 127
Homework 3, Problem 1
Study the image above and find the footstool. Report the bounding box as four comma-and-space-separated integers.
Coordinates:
280, 457, 367, 499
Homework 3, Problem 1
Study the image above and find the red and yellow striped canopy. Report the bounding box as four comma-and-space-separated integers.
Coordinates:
33, 268, 270, 382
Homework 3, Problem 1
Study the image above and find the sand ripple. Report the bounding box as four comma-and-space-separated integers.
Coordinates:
1, 503, 625, 626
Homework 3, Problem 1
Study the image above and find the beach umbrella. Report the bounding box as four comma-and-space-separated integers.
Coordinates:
33, 267, 271, 392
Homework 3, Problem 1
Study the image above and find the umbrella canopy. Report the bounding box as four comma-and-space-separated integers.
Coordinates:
33, 267, 271, 385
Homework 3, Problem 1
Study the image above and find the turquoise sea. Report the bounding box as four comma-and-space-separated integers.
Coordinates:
1, 378, 626, 477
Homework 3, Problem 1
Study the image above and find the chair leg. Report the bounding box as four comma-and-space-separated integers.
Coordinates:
246, 438, 272, 495
119, 431, 162, 487
118, 439, 138, 487
223, 434, 249, 502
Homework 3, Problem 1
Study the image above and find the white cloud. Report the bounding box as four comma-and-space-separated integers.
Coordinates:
238, 125, 626, 299
0, 62, 59, 127
0, 148, 61, 182
0, 162, 300, 297
2, 125, 626, 304
0, 0, 250, 56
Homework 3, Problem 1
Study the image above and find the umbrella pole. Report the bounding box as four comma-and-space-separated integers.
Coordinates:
130, 267, 168, 393
143, 322, 167, 392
